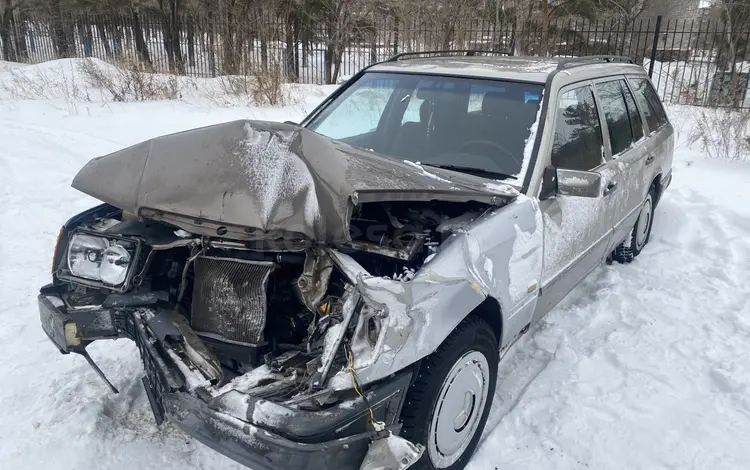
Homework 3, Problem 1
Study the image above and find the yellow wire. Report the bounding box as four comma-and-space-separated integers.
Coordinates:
348, 348, 376, 424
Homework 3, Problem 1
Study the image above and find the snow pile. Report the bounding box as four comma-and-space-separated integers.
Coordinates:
0, 58, 335, 109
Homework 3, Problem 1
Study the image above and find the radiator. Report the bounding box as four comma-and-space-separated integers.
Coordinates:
190, 256, 276, 345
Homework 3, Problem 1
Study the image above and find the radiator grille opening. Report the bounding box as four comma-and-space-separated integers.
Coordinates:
191, 256, 276, 346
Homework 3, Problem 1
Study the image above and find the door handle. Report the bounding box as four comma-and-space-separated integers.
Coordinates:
645, 154, 656, 166
603, 182, 617, 196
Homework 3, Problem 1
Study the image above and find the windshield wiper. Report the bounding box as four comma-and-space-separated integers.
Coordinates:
420, 163, 517, 180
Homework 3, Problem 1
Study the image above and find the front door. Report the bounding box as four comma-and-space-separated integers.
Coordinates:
532, 82, 616, 322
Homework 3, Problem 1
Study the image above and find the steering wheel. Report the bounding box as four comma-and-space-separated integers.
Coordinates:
460, 140, 521, 167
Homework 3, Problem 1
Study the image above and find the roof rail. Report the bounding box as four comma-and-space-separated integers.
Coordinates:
386, 50, 513, 62
557, 55, 635, 70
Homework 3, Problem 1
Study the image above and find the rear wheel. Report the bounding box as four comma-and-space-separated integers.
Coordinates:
613, 187, 656, 264
399, 316, 498, 470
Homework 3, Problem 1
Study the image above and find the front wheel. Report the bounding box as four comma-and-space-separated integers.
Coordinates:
399, 316, 498, 470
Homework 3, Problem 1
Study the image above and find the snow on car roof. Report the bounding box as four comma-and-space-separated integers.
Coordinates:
369, 56, 645, 83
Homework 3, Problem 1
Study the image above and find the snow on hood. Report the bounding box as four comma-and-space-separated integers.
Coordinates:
71, 120, 513, 242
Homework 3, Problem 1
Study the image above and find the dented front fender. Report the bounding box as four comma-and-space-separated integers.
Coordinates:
326, 195, 543, 390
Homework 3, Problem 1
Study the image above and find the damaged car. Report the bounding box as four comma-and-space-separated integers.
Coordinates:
38, 52, 673, 470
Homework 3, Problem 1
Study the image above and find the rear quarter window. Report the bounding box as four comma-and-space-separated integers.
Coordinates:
629, 77, 669, 133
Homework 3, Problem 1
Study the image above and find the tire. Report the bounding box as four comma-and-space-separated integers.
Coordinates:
399, 316, 498, 470
613, 187, 656, 264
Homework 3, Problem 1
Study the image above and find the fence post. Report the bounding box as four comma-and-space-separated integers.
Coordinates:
648, 15, 662, 78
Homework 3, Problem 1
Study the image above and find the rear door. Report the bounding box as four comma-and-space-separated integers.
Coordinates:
593, 77, 650, 247
628, 76, 675, 195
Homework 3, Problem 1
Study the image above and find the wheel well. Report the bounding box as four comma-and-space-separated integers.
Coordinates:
651, 173, 663, 204
470, 296, 503, 346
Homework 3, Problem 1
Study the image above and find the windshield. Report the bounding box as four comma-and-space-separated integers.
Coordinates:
307, 72, 543, 180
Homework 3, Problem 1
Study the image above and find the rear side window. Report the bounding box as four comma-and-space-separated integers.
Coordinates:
596, 79, 644, 155
621, 82, 645, 143
629, 77, 669, 132
552, 85, 604, 171
596, 80, 633, 155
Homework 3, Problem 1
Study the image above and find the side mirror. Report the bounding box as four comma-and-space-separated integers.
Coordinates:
540, 166, 602, 199
556, 168, 603, 198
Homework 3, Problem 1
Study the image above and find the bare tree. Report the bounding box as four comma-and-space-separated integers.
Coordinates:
0, 0, 19, 61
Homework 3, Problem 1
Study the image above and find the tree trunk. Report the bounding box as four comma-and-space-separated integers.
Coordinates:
285, 15, 297, 82
541, 0, 549, 56
132, 11, 151, 67
393, 19, 400, 55
14, 13, 28, 60
366, 12, 375, 63
260, 22, 268, 71
51, 0, 72, 58
222, 5, 236, 74
170, 1, 185, 74
207, 10, 216, 77
332, 48, 342, 84
324, 45, 333, 84
293, 16, 300, 78
187, 16, 195, 67
325, 12, 336, 84
161, 12, 175, 72
0, 11, 15, 62
302, 26, 308, 67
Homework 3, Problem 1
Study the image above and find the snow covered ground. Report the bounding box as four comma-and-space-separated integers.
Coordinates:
2, 61, 750, 470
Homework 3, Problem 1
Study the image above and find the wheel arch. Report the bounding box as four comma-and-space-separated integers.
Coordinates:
469, 296, 503, 347
650, 172, 663, 205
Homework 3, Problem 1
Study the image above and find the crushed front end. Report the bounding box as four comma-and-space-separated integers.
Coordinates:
37, 197, 493, 469
38, 120, 515, 469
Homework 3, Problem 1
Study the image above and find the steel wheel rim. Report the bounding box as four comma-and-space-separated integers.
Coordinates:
635, 195, 653, 250
427, 350, 490, 469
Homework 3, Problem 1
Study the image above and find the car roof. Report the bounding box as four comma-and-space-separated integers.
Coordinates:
367, 55, 648, 84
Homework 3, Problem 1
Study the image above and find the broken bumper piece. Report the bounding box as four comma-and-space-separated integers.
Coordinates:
37, 287, 416, 470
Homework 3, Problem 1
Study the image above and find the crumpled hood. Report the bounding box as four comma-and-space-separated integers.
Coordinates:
72, 120, 515, 242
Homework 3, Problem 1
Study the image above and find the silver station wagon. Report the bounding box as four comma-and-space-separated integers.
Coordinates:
38, 52, 673, 470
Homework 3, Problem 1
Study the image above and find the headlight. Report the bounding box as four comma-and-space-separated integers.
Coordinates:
66, 233, 134, 286
67, 234, 108, 280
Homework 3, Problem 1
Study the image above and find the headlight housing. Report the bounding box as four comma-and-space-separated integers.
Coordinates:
58, 230, 140, 292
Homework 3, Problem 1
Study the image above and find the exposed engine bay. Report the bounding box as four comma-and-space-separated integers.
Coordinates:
54, 199, 490, 407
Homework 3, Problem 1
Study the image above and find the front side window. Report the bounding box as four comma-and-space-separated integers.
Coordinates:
552, 85, 604, 171
307, 72, 544, 179
629, 77, 669, 133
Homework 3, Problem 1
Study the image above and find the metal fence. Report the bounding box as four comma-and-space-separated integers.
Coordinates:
2, 12, 750, 107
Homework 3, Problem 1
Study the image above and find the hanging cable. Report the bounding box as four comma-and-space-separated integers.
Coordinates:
346, 343, 385, 432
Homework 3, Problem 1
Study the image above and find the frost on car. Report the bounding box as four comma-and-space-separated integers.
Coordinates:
37, 54, 673, 470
